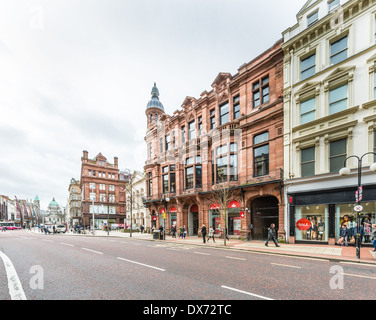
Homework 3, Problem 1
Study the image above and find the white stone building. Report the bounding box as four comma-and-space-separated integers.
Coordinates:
283, 0, 376, 244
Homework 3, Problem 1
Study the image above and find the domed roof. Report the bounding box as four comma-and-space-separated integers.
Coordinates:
146, 83, 164, 111
49, 197, 59, 207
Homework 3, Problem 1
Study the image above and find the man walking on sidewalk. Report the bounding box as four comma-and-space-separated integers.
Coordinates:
201, 224, 207, 243
265, 223, 279, 247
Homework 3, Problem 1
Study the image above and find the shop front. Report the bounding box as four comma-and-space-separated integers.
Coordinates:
288, 185, 376, 245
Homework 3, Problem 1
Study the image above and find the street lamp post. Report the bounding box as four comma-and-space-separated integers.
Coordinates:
339, 152, 376, 259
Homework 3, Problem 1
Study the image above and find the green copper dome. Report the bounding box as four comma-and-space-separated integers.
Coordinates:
49, 197, 59, 207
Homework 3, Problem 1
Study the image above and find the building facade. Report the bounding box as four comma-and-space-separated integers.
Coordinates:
80, 151, 126, 229
125, 170, 151, 230
144, 40, 285, 240
68, 178, 82, 227
283, 0, 376, 244
44, 198, 63, 224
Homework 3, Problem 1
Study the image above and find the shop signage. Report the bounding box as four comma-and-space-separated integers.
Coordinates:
296, 219, 311, 231
240, 211, 245, 218
152, 216, 157, 221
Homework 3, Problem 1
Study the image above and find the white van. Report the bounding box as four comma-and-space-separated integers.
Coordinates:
56, 225, 66, 233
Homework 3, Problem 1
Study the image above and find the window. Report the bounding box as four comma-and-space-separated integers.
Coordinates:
213, 143, 238, 183
188, 121, 196, 140
148, 143, 152, 159
99, 184, 105, 191
89, 193, 96, 201
307, 11, 318, 26
170, 165, 176, 193
253, 132, 269, 177
300, 97, 316, 124
301, 147, 315, 177
159, 138, 163, 153
109, 195, 115, 202
89, 183, 96, 190
330, 36, 348, 65
150, 114, 153, 123
198, 117, 203, 136
210, 109, 215, 130
233, 95, 240, 119
184, 156, 201, 189
100, 194, 106, 202
99, 160, 105, 166
185, 167, 194, 189
109, 185, 115, 192
329, 84, 348, 114
155, 114, 158, 123
163, 174, 169, 194
328, 0, 340, 12
219, 102, 229, 125
181, 126, 186, 144
165, 134, 170, 151
301, 54, 316, 80
147, 172, 152, 197
330, 139, 347, 173
253, 76, 269, 108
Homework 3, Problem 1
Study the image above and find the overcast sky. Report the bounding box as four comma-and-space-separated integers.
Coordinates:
0, 0, 304, 210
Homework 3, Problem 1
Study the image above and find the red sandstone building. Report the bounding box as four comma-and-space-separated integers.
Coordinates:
80, 151, 126, 229
144, 39, 285, 240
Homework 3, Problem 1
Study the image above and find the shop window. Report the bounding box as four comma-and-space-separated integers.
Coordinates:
329, 138, 347, 173
295, 205, 328, 241
301, 54, 316, 80
336, 203, 376, 244
301, 147, 315, 177
330, 36, 348, 65
329, 83, 348, 114
300, 97, 316, 124
219, 102, 229, 126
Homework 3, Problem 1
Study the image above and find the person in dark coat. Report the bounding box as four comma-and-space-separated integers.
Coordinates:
371, 224, 376, 252
265, 223, 279, 247
339, 223, 349, 247
201, 224, 207, 243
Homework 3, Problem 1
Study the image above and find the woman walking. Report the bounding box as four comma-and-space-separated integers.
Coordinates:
207, 226, 215, 243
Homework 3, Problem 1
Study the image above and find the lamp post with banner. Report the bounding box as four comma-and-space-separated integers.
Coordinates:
339, 152, 376, 259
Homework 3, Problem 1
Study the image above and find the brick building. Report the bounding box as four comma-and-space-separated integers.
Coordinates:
68, 178, 82, 227
80, 151, 126, 229
144, 39, 285, 240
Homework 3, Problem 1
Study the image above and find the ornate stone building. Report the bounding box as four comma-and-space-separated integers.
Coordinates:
144, 40, 285, 240
80, 151, 126, 229
68, 178, 82, 226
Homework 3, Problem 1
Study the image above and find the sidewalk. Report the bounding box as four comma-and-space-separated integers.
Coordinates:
34, 229, 376, 264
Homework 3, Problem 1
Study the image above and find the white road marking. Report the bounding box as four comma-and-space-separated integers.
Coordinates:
60, 242, 74, 247
225, 256, 246, 261
81, 248, 103, 255
117, 257, 165, 272
0, 250, 27, 300
221, 285, 274, 300
42, 239, 54, 243
344, 273, 376, 280
341, 262, 376, 268
194, 252, 210, 255
271, 263, 301, 269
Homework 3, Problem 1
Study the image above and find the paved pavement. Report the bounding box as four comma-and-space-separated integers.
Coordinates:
31, 228, 376, 264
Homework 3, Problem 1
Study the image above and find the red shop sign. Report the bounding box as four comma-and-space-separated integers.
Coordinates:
296, 219, 311, 231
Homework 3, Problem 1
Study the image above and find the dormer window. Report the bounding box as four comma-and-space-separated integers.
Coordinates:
307, 11, 318, 27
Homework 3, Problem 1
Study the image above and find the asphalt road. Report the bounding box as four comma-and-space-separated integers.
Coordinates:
1, 230, 376, 301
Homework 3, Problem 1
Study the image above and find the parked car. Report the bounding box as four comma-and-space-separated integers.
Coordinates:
56, 225, 66, 233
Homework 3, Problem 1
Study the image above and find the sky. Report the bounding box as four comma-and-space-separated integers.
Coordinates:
0, 0, 305, 210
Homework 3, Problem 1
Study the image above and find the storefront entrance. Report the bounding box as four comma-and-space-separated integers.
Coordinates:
188, 204, 199, 236
251, 196, 279, 240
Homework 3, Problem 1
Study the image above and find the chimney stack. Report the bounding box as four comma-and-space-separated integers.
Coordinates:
114, 156, 118, 168
82, 150, 88, 162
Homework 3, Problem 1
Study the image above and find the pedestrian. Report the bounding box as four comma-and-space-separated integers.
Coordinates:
339, 223, 349, 247
223, 227, 229, 241
140, 225, 144, 234
2, 226, 6, 232
207, 226, 215, 243
372, 224, 376, 252
201, 224, 207, 243
180, 225, 187, 239
171, 225, 176, 238
265, 223, 280, 247
53, 225, 56, 234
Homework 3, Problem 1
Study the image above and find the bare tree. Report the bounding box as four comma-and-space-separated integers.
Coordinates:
208, 183, 239, 246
